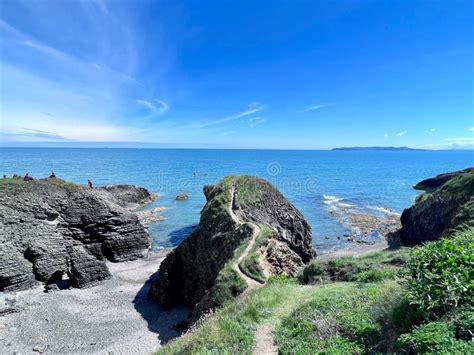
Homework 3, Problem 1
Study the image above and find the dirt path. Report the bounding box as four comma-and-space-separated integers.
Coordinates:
228, 186, 264, 289
227, 186, 279, 354
253, 324, 278, 355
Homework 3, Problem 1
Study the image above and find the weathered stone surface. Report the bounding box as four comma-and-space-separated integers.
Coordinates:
0, 179, 153, 291
149, 176, 314, 309
398, 168, 474, 246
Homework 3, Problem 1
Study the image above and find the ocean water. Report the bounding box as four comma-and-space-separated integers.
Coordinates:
1, 148, 472, 253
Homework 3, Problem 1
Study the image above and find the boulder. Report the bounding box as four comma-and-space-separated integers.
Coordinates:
176, 193, 190, 201
0, 178, 153, 291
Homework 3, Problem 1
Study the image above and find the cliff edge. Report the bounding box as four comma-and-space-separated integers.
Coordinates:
149, 176, 314, 314
398, 168, 473, 245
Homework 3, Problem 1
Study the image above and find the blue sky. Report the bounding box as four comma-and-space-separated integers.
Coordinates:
0, 0, 473, 149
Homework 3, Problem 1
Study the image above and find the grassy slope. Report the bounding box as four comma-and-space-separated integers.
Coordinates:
192, 176, 271, 317
157, 229, 474, 354
158, 248, 408, 354
159, 281, 316, 354
239, 224, 273, 283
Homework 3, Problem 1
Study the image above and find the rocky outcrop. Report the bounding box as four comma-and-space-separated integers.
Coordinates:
149, 176, 314, 310
0, 178, 154, 292
398, 168, 474, 246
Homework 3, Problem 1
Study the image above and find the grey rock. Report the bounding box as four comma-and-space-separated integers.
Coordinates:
398, 168, 473, 246
175, 193, 189, 201
0, 179, 153, 291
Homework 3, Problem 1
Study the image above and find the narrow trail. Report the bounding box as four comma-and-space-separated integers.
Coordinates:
253, 324, 278, 355
227, 186, 277, 355
228, 186, 264, 290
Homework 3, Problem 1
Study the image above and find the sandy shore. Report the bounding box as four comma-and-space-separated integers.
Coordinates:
0, 251, 190, 355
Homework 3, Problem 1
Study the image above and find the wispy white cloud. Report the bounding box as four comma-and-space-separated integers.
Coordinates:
423, 137, 474, 150
444, 137, 474, 144
469, 127, 474, 132
3, 128, 67, 140
396, 131, 407, 137
248, 116, 266, 127
299, 103, 333, 113
136, 99, 169, 114
429, 128, 436, 136
1, 122, 140, 142
384, 133, 389, 138
199, 103, 264, 128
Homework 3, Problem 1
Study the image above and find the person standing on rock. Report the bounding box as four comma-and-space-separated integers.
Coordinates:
50, 171, 56, 178
88, 179, 93, 188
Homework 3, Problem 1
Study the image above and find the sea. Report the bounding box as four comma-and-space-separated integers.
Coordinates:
1, 148, 472, 253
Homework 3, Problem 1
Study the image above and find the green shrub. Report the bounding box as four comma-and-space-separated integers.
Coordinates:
406, 229, 474, 316
298, 249, 409, 285
355, 268, 399, 282
239, 253, 266, 283
453, 308, 474, 341
398, 321, 473, 354
267, 274, 295, 284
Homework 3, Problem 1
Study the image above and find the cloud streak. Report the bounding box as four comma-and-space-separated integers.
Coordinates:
199, 103, 264, 128
396, 131, 407, 137
136, 99, 169, 114
8, 128, 67, 140
299, 103, 333, 113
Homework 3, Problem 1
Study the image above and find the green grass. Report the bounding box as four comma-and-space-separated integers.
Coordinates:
275, 281, 404, 354
0, 177, 27, 185
441, 170, 474, 193
158, 283, 317, 354
298, 248, 410, 285
0, 177, 80, 190
158, 229, 474, 354
219, 175, 265, 206
239, 224, 273, 283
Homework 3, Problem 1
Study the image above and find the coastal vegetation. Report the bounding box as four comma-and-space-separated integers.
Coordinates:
158, 228, 474, 354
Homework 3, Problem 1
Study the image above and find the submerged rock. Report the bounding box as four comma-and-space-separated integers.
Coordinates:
0, 179, 155, 292
175, 193, 189, 201
398, 168, 474, 246
149, 175, 314, 311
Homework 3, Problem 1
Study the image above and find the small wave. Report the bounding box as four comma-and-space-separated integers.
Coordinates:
338, 203, 354, 208
323, 195, 343, 205
367, 205, 399, 215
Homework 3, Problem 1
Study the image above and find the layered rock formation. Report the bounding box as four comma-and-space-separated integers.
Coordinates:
399, 168, 473, 245
0, 178, 155, 292
149, 176, 314, 311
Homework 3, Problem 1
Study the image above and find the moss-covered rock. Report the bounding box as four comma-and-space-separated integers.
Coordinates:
398, 168, 473, 246
149, 176, 314, 312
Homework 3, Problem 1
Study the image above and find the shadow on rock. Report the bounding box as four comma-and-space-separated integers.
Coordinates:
133, 270, 190, 344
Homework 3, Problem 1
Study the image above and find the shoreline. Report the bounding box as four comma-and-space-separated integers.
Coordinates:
0, 250, 190, 354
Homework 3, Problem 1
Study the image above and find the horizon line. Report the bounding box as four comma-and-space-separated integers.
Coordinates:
1, 142, 473, 151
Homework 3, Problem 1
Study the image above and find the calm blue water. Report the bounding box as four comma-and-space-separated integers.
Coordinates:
1, 148, 472, 253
